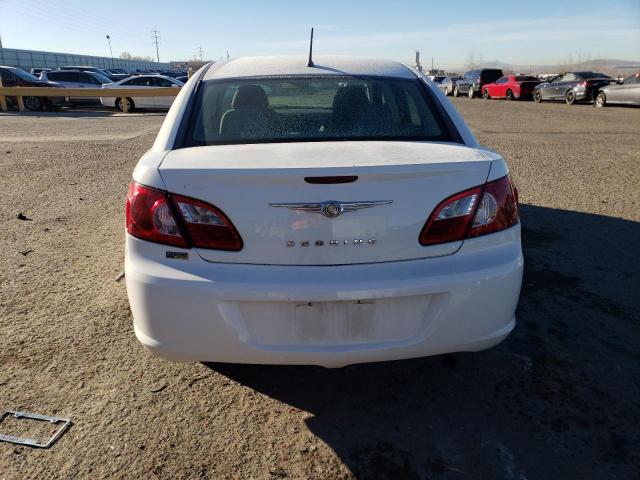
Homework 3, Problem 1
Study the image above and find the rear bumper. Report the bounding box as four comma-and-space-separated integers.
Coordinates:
125, 226, 523, 367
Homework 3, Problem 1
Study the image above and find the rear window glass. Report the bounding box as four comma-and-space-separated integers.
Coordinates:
480, 70, 503, 82
578, 72, 612, 79
184, 76, 450, 146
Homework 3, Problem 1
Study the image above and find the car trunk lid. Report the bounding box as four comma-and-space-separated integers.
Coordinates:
159, 141, 491, 266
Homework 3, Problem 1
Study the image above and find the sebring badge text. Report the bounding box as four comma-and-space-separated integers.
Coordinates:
287, 239, 377, 247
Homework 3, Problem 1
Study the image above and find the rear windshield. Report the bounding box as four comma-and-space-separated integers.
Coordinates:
184, 76, 451, 146
11, 68, 41, 82
578, 72, 612, 79
480, 70, 503, 82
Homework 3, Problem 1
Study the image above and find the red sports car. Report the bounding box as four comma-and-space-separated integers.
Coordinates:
482, 75, 542, 100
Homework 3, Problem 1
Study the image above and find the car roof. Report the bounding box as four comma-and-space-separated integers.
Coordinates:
50, 70, 97, 74
114, 74, 177, 84
203, 55, 415, 80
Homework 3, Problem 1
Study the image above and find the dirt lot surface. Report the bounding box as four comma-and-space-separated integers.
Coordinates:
1, 100, 639, 479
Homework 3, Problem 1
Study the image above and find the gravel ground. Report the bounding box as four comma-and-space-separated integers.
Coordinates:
1, 100, 639, 479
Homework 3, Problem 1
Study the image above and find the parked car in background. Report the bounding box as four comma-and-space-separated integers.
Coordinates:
482, 75, 542, 100
437, 76, 461, 96
125, 55, 522, 367
429, 76, 446, 84
100, 74, 183, 111
103, 69, 130, 81
595, 73, 640, 107
41, 70, 112, 103
59, 65, 120, 81
0, 66, 67, 111
533, 71, 614, 105
454, 69, 503, 98
30, 67, 51, 77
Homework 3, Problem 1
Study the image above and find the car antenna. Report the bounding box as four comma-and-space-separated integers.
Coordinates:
306, 27, 315, 68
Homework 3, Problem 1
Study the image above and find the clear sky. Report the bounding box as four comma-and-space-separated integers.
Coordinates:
1, 0, 639, 68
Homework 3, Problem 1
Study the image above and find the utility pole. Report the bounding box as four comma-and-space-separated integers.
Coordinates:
198, 46, 203, 62
106, 35, 113, 66
151, 28, 161, 63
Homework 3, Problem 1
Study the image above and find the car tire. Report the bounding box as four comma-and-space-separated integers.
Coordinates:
468, 86, 475, 98
116, 97, 135, 112
483, 89, 490, 99
533, 89, 543, 103
595, 92, 606, 108
24, 96, 42, 111
453, 86, 459, 97
565, 90, 576, 105
506, 89, 514, 101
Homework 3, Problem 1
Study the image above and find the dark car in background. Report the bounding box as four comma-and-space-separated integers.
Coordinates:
30, 67, 52, 77
437, 76, 462, 96
595, 73, 640, 107
533, 71, 614, 105
103, 69, 131, 81
59, 65, 122, 82
0, 66, 67, 111
482, 75, 541, 100
454, 68, 503, 98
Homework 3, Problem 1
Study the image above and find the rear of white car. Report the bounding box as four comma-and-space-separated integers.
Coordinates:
125, 56, 523, 367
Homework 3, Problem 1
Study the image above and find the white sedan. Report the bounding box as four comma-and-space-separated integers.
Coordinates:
100, 74, 183, 111
125, 56, 523, 367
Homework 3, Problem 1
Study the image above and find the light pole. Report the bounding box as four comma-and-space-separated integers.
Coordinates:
106, 35, 113, 67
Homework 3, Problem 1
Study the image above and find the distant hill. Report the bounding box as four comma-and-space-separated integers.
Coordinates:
445, 59, 640, 74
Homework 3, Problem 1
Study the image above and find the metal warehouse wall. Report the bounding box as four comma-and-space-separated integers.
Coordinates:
0, 47, 170, 72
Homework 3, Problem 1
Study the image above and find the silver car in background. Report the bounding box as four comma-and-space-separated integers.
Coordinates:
438, 76, 461, 96
41, 70, 113, 103
596, 73, 640, 107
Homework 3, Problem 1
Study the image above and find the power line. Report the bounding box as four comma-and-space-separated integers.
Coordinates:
151, 28, 161, 63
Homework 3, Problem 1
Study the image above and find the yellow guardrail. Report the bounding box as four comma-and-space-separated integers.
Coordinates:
0, 85, 181, 113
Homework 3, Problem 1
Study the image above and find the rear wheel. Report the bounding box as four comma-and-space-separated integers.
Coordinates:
506, 89, 514, 101
453, 86, 459, 97
24, 96, 42, 111
595, 92, 606, 108
533, 89, 543, 103
565, 90, 576, 105
483, 89, 490, 99
116, 97, 135, 112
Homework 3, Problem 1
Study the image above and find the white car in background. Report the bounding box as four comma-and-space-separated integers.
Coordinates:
125, 56, 523, 368
100, 74, 183, 111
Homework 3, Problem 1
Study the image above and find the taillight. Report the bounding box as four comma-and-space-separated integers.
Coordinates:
419, 175, 518, 246
172, 193, 243, 251
126, 182, 242, 251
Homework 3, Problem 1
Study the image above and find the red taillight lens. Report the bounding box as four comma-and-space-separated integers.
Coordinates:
173, 193, 243, 251
419, 175, 518, 246
419, 186, 482, 245
125, 182, 242, 251
126, 182, 188, 247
